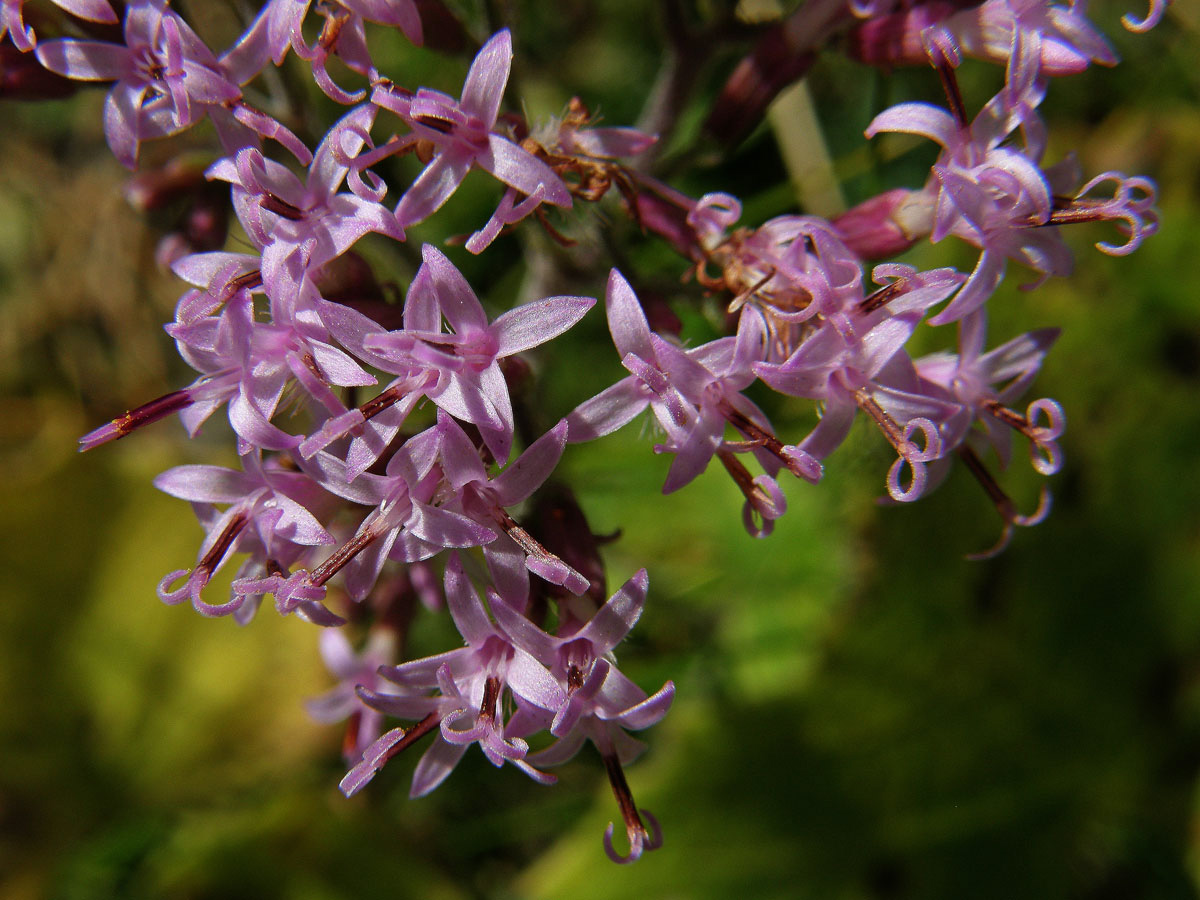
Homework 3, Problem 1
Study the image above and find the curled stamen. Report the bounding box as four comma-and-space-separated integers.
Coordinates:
886, 418, 939, 502
233, 568, 335, 619
983, 397, 1065, 475
718, 449, 787, 537
1025, 399, 1065, 475
856, 392, 941, 502
1122, 0, 1167, 33
886, 455, 926, 502
157, 511, 249, 615
958, 446, 1052, 559
157, 568, 245, 616
1044, 173, 1159, 256
600, 750, 662, 864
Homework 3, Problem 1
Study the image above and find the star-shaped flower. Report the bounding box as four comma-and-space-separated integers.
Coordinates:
372, 29, 571, 229
365, 244, 594, 462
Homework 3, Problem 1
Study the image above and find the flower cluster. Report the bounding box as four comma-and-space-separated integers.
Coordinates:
16, 0, 1163, 863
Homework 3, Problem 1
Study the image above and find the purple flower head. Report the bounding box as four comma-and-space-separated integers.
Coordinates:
754, 308, 949, 502
867, 45, 1157, 324
566, 271, 814, 533
868, 80, 1065, 323
34, 0, 310, 169
681, 199, 887, 348
153, 451, 336, 618
80, 288, 311, 455
160, 280, 379, 455
915, 309, 1063, 473
496, 568, 674, 864
292, 296, 441, 479
642, 313, 822, 497
849, 0, 1121, 76
371, 29, 571, 231
207, 104, 404, 295
345, 555, 563, 797
283, 426, 495, 607
364, 244, 594, 462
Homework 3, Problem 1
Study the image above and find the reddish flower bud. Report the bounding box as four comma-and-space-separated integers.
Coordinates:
832, 188, 934, 260
846, 2, 960, 68
704, 26, 817, 148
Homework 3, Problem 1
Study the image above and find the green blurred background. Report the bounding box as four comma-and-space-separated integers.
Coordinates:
2, 1, 1200, 897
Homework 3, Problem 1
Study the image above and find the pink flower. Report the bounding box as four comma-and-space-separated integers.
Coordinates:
221, 0, 423, 102
35, 0, 306, 167
344, 555, 564, 797
207, 103, 404, 294
364, 244, 594, 463
371, 29, 570, 231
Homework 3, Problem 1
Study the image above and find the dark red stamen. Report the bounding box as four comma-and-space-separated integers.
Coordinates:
931, 53, 969, 130
601, 749, 654, 858
372, 712, 441, 767
413, 114, 456, 135
982, 399, 1036, 441
478, 676, 502, 722
105, 389, 194, 442
859, 277, 909, 314
260, 192, 305, 220
956, 445, 1049, 559
310, 517, 389, 587
359, 385, 407, 421
196, 512, 249, 576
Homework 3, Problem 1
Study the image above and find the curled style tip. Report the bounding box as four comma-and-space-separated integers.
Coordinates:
959, 447, 1052, 560
603, 807, 663, 865
1122, 0, 1168, 33
719, 450, 787, 538
886, 418, 941, 503
1026, 399, 1065, 475
983, 398, 1065, 476
1049, 174, 1159, 257
601, 746, 662, 864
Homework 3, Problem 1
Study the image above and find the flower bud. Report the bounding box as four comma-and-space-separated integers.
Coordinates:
833, 188, 935, 260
